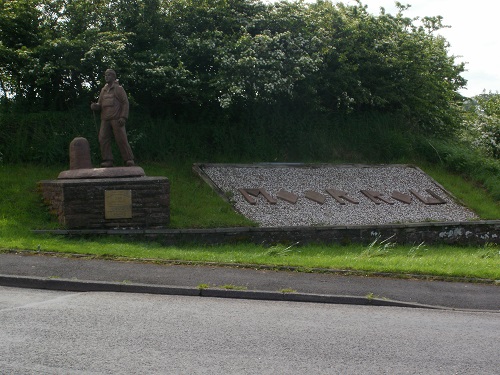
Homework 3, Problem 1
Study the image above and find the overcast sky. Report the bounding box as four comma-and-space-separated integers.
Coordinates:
265, 0, 500, 97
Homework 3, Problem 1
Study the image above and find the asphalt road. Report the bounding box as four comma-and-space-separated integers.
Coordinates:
1, 286, 499, 374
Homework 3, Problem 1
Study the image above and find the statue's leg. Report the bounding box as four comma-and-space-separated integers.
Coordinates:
111, 119, 135, 165
99, 120, 114, 166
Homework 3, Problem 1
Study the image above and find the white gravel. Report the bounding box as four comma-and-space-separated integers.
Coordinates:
199, 164, 479, 227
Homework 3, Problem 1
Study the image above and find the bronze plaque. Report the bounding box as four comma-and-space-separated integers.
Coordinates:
105, 190, 132, 219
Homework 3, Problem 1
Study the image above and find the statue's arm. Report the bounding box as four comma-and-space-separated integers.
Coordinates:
90, 88, 103, 111
116, 86, 129, 120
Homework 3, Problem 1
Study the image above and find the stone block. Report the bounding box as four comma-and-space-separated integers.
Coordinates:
38, 177, 169, 229
304, 190, 326, 204
276, 189, 298, 204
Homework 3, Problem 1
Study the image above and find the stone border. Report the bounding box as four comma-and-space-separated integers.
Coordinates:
33, 220, 500, 245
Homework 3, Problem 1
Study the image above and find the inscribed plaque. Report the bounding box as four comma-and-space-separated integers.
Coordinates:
105, 190, 132, 219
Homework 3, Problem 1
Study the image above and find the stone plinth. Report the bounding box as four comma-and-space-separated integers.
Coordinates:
58, 166, 145, 179
39, 176, 169, 229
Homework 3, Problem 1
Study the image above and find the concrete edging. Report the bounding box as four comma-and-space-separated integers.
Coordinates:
0, 274, 446, 310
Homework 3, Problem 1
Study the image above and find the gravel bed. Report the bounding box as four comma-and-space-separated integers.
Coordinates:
199, 164, 478, 227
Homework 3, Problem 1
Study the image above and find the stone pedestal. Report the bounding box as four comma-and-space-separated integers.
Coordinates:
39, 175, 170, 229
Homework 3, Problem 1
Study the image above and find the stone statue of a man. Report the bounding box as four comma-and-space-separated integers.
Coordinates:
91, 69, 135, 167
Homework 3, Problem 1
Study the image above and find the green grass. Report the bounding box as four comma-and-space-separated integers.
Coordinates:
0, 163, 499, 281
419, 164, 500, 219
3, 240, 499, 280
143, 163, 256, 228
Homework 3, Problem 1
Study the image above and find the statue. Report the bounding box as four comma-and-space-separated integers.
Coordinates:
91, 69, 135, 167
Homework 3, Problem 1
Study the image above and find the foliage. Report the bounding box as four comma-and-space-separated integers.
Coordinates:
0, 0, 466, 134
461, 92, 500, 158
0, 108, 101, 164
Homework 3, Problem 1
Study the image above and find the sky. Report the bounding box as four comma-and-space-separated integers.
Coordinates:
265, 0, 500, 97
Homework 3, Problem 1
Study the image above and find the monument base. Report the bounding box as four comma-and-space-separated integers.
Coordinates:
57, 166, 146, 179
39, 176, 169, 229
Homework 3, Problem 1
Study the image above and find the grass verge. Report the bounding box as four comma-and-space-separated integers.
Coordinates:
2, 241, 499, 281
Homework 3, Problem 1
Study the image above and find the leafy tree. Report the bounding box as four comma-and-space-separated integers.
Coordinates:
462, 92, 500, 158
311, 1, 465, 130
0, 0, 467, 134
0, 0, 41, 102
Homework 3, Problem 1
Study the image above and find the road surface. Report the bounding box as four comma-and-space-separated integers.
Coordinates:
1, 286, 498, 374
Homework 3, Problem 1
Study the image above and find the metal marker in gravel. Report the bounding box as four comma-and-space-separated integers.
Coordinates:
197, 164, 478, 227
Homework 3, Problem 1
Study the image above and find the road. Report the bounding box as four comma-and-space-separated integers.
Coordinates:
1, 286, 498, 374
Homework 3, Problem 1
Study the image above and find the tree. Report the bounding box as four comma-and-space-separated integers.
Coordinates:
0, 0, 467, 134
310, 1, 465, 131
462, 92, 500, 158
0, 0, 41, 102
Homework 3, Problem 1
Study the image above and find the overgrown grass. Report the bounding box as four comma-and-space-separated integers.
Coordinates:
2, 107, 498, 202
416, 137, 500, 202
0, 163, 498, 280
420, 163, 500, 219
0, 108, 417, 164
2, 237, 499, 280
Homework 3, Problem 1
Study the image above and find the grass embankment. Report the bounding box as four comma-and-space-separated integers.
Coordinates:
0, 163, 499, 281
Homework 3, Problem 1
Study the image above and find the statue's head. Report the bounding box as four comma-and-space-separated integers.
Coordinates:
105, 69, 117, 82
